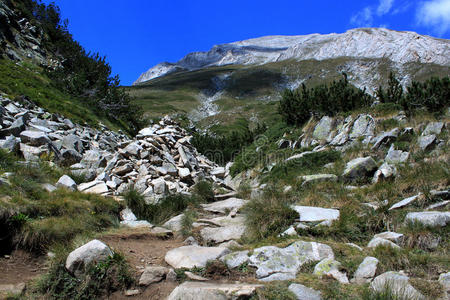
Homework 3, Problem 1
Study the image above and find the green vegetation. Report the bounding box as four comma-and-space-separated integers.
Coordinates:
243, 186, 298, 242
254, 282, 297, 300
377, 72, 449, 115
35, 252, 134, 299
0, 149, 120, 254
192, 119, 267, 165
279, 74, 372, 126
124, 179, 215, 225
264, 150, 341, 184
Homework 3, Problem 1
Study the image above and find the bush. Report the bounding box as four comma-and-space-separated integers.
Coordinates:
279, 74, 372, 126
255, 283, 297, 300
124, 188, 199, 224
192, 180, 214, 203
36, 252, 134, 299
377, 72, 449, 114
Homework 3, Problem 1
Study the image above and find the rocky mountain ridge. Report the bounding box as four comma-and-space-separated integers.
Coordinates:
134, 28, 450, 85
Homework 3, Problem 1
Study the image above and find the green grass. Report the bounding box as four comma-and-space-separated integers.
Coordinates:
254, 282, 297, 300
0, 59, 120, 131
0, 150, 121, 253
33, 252, 134, 299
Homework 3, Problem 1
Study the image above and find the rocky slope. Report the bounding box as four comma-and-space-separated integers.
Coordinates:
135, 28, 450, 85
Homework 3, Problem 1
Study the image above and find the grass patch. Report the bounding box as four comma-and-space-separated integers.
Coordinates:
254, 282, 296, 300
243, 186, 297, 242
33, 252, 134, 299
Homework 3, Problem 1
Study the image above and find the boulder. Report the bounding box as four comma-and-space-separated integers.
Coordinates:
120, 220, 153, 228
65, 240, 113, 277
405, 211, 450, 227
389, 194, 420, 210
83, 181, 108, 194
349, 114, 375, 139
19, 130, 50, 146
371, 272, 425, 300
291, 206, 339, 222
0, 136, 20, 152
200, 217, 246, 244
60, 149, 82, 166
139, 266, 169, 286
56, 175, 77, 191
342, 157, 377, 182
371, 128, 399, 150
163, 214, 184, 231
201, 198, 248, 214
167, 282, 262, 300
373, 232, 404, 244
289, 283, 322, 300
300, 174, 338, 186
367, 237, 400, 249
220, 251, 250, 269
372, 162, 397, 183
164, 246, 230, 269
249, 241, 334, 281
152, 178, 167, 194
422, 122, 444, 136
313, 258, 349, 284
120, 208, 137, 221
417, 135, 436, 151
312, 116, 333, 140
351, 257, 379, 284
385, 145, 409, 164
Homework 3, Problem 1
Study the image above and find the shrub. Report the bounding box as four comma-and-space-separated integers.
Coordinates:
36, 252, 134, 299
279, 74, 372, 126
124, 188, 199, 224
255, 283, 297, 300
192, 180, 215, 203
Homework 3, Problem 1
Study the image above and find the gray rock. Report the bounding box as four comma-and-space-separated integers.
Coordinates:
120, 208, 137, 221
211, 167, 226, 178
389, 194, 421, 210
1, 117, 26, 137
249, 241, 334, 281
423, 122, 444, 136
178, 167, 191, 179
417, 135, 436, 151
164, 246, 230, 269
201, 198, 248, 214
113, 164, 133, 176
139, 266, 169, 286
291, 206, 340, 222
314, 258, 349, 283
342, 157, 377, 182
367, 237, 400, 249
42, 183, 57, 192
60, 149, 82, 166
279, 226, 298, 237
289, 283, 322, 300
120, 142, 141, 158
313, 116, 333, 140
373, 232, 404, 243
200, 216, 246, 244
152, 178, 167, 194
373, 162, 397, 183
371, 128, 399, 150
351, 256, 378, 284
220, 251, 250, 269
56, 175, 77, 191
0, 136, 20, 152
385, 145, 409, 164
300, 174, 338, 186
83, 181, 108, 194
65, 240, 113, 277
19, 130, 50, 146
350, 114, 375, 139
371, 271, 425, 300
438, 272, 450, 296
62, 134, 83, 153
167, 282, 262, 300
405, 211, 450, 227
163, 214, 184, 231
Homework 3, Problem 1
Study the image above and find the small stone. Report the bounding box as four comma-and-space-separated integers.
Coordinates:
313, 258, 349, 284
367, 237, 401, 249
185, 271, 209, 281
139, 266, 169, 286
65, 240, 113, 277
56, 175, 77, 191
351, 257, 379, 284
289, 283, 322, 300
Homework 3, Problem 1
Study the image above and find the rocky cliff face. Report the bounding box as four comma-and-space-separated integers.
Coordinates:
0, 0, 56, 67
134, 28, 450, 85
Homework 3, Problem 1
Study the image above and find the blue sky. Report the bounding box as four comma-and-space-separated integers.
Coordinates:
44, 0, 450, 86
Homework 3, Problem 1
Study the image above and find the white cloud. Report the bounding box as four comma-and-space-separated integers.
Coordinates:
417, 0, 450, 35
350, 6, 374, 27
377, 0, 395, 16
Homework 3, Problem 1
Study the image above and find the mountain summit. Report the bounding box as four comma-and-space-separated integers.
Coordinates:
134, 28, 450, 85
